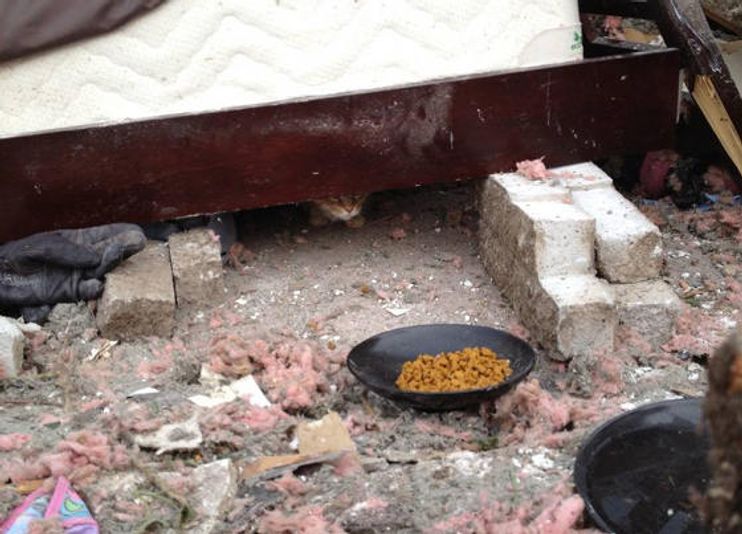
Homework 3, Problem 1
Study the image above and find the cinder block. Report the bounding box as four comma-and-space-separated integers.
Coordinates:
97, 242, 175, 340
479, 179, 596, 281
516, 201, 595, 278
168, 229, 224, 306
522, 275, 616, 359
612, 280, 683, 347
479, 164, 672, 358
548, 162, 614, 191
487, 173, 571, 203
0, 316, 24, 378
570, 175, 662, 283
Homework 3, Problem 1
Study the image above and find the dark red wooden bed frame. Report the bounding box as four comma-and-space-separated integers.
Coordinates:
0, 49, 680, 242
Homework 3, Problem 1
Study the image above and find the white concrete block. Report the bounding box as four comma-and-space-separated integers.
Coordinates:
537, 275, 617, 358
0, 316, 24, 378
489, 173, 571, 203
549, 162, 614, 191
480, 178, 596, 283
168, 228, 225, 307
515, 200, 596, 277
479, 163, 674, 359
572, 187, 662, 283
612, 280, 683, 347
97, 242, 176, 340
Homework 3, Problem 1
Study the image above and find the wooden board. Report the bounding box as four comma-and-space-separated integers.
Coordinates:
0, 50, 680, 242
656, 0, 742, 182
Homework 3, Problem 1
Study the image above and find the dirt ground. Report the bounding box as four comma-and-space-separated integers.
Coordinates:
1, 180, 740, 533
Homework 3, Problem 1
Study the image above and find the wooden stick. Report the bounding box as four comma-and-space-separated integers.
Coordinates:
692, 74, 742, 176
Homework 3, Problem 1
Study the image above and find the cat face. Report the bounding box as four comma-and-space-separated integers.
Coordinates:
313, 194, 367, 221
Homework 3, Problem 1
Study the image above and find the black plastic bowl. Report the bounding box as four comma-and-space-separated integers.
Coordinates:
574, 398, 710, 534
346, 324, 536, 411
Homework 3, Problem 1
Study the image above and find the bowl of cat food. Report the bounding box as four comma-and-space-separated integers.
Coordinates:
346, 324, 536, 411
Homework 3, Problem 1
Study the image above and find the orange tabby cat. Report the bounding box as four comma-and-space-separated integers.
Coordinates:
308, 194, 367, 228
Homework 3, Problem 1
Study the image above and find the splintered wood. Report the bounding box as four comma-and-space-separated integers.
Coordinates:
692, 75, 742, 178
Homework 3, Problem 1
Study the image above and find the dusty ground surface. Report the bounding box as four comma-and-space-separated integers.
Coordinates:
1, 182, 740, 533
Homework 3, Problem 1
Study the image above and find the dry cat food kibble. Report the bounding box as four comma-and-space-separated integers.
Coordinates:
395, 347, 512, 392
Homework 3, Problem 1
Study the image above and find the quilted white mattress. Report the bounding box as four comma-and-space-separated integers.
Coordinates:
0, 0, 581, 139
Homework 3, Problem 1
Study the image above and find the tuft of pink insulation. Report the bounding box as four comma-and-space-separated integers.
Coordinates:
725, 277, 742, 306
639, 150, 678, 198
356, 497, 388, 510
331, 452, 362, 477
266, 473, 308, 497
415, 420, 472, 442
6, 431, 128, 484
239, 405, 290, 432
389, 228, 407, 240
492, 379, 605, 447
208, 336, 268, 378
137, 338, 186, 378
343, 410, 385, 436
516, 158, 550, 180
250, 341, 333, 411
199, 401, 289, 445
258, 505, 346, 534
497, 379, 570, 431
531, 495, 585, 534
430, 487, 584, 534
662, 308, 730, 356
0, 433, 32, 452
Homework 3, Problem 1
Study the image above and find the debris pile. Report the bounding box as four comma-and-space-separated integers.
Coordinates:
0, 183, 739, 532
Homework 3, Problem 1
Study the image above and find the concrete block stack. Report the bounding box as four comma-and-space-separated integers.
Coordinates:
479, 162, 681, 359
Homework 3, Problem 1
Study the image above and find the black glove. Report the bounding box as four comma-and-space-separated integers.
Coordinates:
0, 224, 146, 322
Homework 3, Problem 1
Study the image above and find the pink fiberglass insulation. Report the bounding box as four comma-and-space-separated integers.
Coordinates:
136, 338, 186, 379
331, 452, 363, 477
0, 433, 31, 452
238, 404, 289, 432
492, 379, 605, 447
343, 409, 391, 436
253, 341, 333, 411
414, 420, 472, 441
114, 404, 167, 434
208, 335, 263, 377
704, 166, 742, 194
516, 158, 550, 180
266, 473, 308, 497
719, 207, 742, 241
662, 308, 731, 356
199, 401, 289, 445
530, 495, 586, 534
676, 206, 742, 241
356, 497, 388, 510
208, 336, 337, 410
137, 349, 172, 379
258, 505, 346, 534
6, 431, 128, 484
639, 150, 678, 198
725, 277, 742, 306
429, 488, 585, 534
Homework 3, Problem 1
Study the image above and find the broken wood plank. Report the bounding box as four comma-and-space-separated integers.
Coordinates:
0, 50, 680, 242
656, 0, 742, 183
693, 74, 742, 178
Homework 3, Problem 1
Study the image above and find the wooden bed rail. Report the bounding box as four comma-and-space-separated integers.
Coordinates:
0, 49, 680, 242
